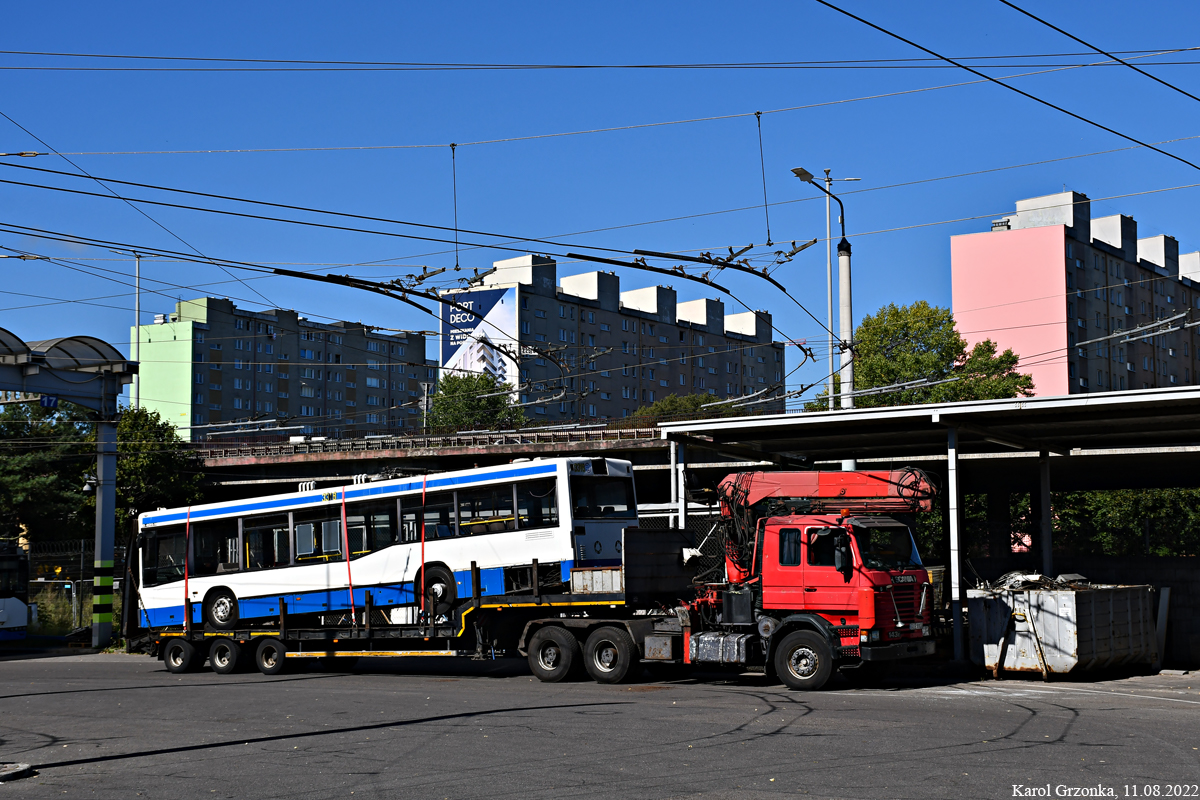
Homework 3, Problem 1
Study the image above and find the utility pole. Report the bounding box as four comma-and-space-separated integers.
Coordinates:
824, 170, 834, 411
133, 252, 141, 410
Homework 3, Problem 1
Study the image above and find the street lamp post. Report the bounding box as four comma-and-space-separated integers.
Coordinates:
792, 168, 858, 405
817, 170, 860, 410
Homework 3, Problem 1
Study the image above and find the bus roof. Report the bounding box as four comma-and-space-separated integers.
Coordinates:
139, 456, 632, 528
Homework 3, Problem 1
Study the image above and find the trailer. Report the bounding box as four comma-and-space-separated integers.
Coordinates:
127, 468, 939, 690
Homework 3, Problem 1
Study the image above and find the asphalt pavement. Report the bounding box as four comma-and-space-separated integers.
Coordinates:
1, 653, 1198, 799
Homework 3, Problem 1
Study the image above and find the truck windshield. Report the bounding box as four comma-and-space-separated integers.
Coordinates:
854, 525, 922, 571
569, 477, 636, 520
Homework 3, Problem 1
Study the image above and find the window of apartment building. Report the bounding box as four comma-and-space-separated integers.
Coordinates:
233, 358, 244, 370
678, 374, 686, 386
209, 342, 222, 350
367, 396, 381, 406
600, 323, 610, 332
622, 386, 631, 399
587, 312, 595, 324
521, 322, 531, 335
195, 373, 204, 384
534, 333, 546, 342
558, 305, 566, 318
600, 392, 611, 400
621, 319, 629, 331
367, 359, 381, 370
586, 334, 595, 346
659, 335, 668, 344
366, 377, 383, 388
533, 309, 547, 319
236, 319, 246, 330
194, 392, 205, 405
1094, 283, 1102, 299
621, 341, 629, 353
300, 348, 315, 359
1067, 302, 1074, 318
646, 347, 654, 358
645, 368, 655, 380
559, 329, 567, 342
1096, 312, 1102, 328
300, 386, 316, 398
195, 333, 205, 344
367, 341, 382, 353
1068, 363, 1075, 378
301, 367, 318, 379
1066, 273, 1075, 290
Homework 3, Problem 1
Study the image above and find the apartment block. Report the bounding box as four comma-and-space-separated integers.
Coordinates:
952, 191, 1200, 396
135, 297, 435, 440
440, 255, 786, 421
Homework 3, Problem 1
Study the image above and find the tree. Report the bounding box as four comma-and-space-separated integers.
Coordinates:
630, 392, 737, 423
426, 373, 525, 432
805, 301, 1034, 410
0, 401, 93, 544
103, 406, 203, 533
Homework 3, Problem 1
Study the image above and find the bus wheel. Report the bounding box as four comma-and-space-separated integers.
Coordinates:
774, 630, 832, 691
418, 566, 456, 619
255, 638, 287, 675
528, 626, 581, 683
163, 638, 200, 674
583, 626, 636, 684
209, 638, 242, 675
204, 588, 239, 630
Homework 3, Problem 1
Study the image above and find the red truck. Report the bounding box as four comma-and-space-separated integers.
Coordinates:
688, 468, 939, 689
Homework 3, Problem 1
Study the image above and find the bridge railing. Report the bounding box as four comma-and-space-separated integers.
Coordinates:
193, 425, 664, 460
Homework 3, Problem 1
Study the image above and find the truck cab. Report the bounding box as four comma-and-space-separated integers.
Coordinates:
759, 514, 932, 653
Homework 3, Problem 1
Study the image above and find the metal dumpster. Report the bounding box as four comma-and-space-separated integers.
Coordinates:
967, 577, 1158, 676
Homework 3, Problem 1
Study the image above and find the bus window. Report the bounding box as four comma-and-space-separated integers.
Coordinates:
569, 476, 636, 520
192, 520, 240, 576
345, 500, 397, 557
244, 514, 290, 570
422, 492, 456, 539
293, 508, 344, 562
516, 479, 558, 530
400, 502, 419, 543
458, 485, 516, 535
142, 527, 187, 587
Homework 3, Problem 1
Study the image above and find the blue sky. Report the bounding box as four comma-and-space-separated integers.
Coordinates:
3, 1, 1200, 406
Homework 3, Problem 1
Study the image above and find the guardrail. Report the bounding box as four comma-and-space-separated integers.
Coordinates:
195, 426, 664, 460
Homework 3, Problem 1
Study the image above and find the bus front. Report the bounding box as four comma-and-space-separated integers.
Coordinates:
565, 458, 636, 568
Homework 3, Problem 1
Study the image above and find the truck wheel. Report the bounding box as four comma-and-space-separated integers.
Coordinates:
163, 638, 200, 674
528, 626, 581, 682
209, 638, 242, 675
204, 588, 239, 630
774, 631, 833, 691
583, 626, 636, 684
255, 638, 287, 675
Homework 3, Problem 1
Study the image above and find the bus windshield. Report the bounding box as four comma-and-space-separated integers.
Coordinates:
569, 477, 636, 520
853, 524, 923, 571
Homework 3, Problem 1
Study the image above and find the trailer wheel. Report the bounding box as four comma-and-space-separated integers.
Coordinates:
163, 638, 200, 674
204, 588, 239, 630
209, 638, 242, 675
774, 630, 833, 691
583, 626, 636, 684
255, 638, 287, 675
527, 626, 581, 683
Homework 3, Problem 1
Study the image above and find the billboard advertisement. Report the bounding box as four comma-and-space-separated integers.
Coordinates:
440, 286, 519, 388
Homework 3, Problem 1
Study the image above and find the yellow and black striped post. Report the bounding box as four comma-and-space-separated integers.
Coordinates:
92, 418, 117, 648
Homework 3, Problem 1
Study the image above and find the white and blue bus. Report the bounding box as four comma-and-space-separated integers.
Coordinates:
0, 545, 29, 641
135, 457, 636, 631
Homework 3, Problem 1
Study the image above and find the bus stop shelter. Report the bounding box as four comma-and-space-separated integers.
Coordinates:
658, 385, 1200, 661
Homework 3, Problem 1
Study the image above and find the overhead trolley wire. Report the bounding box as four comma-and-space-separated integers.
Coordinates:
812, 0, 1200, 174
997, 0, 1200, 106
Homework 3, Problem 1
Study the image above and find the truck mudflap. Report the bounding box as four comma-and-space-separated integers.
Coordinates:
860, 639, 935, 661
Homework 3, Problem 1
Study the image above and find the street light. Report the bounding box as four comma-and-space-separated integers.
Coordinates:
791, 167, 858, 412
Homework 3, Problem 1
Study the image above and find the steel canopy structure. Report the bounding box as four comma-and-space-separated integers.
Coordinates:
659, 385, 1200, 660
0, 327, 136, 648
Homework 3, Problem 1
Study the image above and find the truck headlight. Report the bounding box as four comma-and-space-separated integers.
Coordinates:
860, 632, 868, 643
921, 624, 931, 637
869, 630, 881, 642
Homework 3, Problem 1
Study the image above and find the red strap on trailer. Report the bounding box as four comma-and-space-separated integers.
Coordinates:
183, 506, 191, 631
419, 474, 427, 621
340, 487, 357, 628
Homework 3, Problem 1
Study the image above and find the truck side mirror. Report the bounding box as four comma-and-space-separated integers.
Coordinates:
833, 533, 853, 582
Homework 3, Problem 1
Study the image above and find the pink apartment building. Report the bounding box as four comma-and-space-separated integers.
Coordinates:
952, 190, 1200, 396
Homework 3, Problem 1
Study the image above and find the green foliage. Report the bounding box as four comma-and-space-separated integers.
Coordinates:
0, 401, 93, 544
426, 373, 526, 431
1051, 490, 1200, 557
104, 406, 203, 532
630, 392, 737, 422
805, 301, 1034, 410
